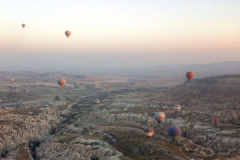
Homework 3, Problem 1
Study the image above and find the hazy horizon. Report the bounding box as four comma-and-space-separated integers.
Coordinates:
1, 0, 240, 72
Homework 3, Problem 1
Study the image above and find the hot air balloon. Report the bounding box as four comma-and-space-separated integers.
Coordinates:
58, 79, 66, 88
65, 30, 71, 38
168, 126, 181, 141
144, 128, 154, 138
10, 79, 14, 83
213, 118, 219, 125
45, 107, 49, 112
174, 105, 181, 112
22, 24, 26, 28
186, 71, 194, 82
96, 99, 100, 104
18, 100, 23, 104
155, 112, 165, 123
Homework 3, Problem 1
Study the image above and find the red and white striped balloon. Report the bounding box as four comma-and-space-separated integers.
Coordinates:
186, 71, 194, 82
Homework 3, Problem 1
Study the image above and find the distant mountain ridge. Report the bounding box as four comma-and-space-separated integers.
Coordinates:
181, 75, 240, 86
0, 71, 88, 83
1, 61, 240, 79
97, 61, 240, 78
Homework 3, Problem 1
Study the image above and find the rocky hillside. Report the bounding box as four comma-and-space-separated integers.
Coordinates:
0, 101, 71, 159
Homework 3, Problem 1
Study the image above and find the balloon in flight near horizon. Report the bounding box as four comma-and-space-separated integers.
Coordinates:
65, 30, 71, 38
155, 112, 165, 123
186, 71, 194, 82
58, 79, 66, 88
10, 79, 14, 83
22, 24, 26, 28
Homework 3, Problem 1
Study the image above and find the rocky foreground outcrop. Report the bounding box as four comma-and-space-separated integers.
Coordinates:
1, 87, 240, 160
0, 101, 71, 159
55, 107, 219, 159
35, 136, 122, 160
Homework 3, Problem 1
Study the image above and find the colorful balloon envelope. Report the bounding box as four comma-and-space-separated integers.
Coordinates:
155, 112, 165, 123
144, 128, 154, 138
58, 79, 66, 88
168, 126, 181, 140
65, 30, 71, 38
213, 118, 219, 125
186, 71, 194, 82
22, 24, 26, 28
10, 79, 14, 83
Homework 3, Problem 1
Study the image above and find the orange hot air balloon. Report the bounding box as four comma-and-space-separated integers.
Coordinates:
186, 71, 194, 82
22, 24, 26, 28
174, 105, 181, 112
10, 79, 14, 83
58, 79, 66, 88
65, 30, 71, 38
144, 128, 154, 138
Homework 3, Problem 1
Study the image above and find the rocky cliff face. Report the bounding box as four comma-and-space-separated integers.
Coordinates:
0, 101, 71, 159
35, 136, 122, 160
52, 106, 218, 159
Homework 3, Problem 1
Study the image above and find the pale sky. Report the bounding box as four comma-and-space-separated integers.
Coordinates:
0, 0, 240, 71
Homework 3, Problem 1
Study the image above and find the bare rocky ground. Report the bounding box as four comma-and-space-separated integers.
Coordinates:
0, 100, 70, 159
0, 74, 240, 160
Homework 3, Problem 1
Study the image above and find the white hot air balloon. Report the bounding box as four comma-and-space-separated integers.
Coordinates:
45, 107, 49, 112
96, 99, 100, 104
155, 112, 165, 123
